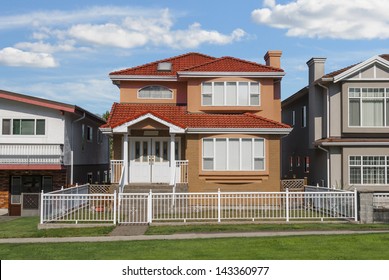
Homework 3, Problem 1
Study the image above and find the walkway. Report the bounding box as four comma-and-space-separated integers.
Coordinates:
1, 229, 389, 244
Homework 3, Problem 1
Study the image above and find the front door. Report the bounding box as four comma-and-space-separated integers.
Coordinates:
130, 138, 174, 183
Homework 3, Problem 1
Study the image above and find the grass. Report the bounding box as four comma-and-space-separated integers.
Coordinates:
1, 233, 389, 259
146, 222, 389, 235
0, 217, 114, 238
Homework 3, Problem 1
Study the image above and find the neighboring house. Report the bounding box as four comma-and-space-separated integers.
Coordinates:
282, 55, 389, 191
101, 51, 291, 192
0, 90, 110, 215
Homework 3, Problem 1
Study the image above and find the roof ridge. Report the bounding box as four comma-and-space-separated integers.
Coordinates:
109, 52, 216, 75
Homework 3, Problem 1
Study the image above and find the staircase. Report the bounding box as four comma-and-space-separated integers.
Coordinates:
122, 183, 188, 193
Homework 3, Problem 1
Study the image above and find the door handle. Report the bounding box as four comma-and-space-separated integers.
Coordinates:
148, 155, 155, 165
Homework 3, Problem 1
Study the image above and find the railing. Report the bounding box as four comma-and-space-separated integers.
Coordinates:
175, 160, 189, 184
0, 144, 63, 165
118, 189, 357, 224
40, 184, 116, 224
110, 160, 124, 183
373, 193, 389, 209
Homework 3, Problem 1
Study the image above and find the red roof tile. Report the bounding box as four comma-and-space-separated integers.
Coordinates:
102, 103, 290, 130
182, 56, 284, 72
109, 52, 283, 77
109, 52, 216, 76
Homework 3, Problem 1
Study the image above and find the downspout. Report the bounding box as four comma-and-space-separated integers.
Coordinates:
317, 145, 330, 188
71, 112, 86, 185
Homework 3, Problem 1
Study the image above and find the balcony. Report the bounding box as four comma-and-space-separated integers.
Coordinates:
0, 144, 64, 165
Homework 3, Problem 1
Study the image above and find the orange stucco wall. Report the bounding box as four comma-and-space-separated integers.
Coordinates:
119, 81, 187, 104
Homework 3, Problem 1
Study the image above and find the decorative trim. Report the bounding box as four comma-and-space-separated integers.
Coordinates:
177, 71, 285, 78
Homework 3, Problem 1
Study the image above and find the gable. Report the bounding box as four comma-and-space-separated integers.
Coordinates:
334, 55, 389, 82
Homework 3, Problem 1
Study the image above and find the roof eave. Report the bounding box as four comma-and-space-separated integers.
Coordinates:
186, 128, 292, 134
109, 75, 177, 81
177, 71, 285, 78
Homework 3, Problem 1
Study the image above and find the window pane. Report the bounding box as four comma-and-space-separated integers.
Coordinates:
138, 86, 172, 99
215, 139, 227, 170
203, 139, 214, 157
362, 99, 384, 126
162, 141, 168, 162
21, 120, 34, 135
202, 94, 212, 106
202, 82, 212, 94
241, 139, 252, 170
214, 82, 224, 105
203, 159, 214, 170
387, 99, 389, 126
254, 159, 264, 170
2, 119, 11, 135
254, 139, 264, 157
228, 139, 240, 170
36, 120, 45, 135
226, 82, 237, 105
238, 82, 249, 105
13, 119, 21, 135
250, 82, 259, 94
42, 176, 53, 193
350, 167, 361, 184
349, 99, 360, 126
250, 94, 260, 106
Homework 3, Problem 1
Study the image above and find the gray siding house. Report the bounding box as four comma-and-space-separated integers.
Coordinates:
282, 55, 389, 191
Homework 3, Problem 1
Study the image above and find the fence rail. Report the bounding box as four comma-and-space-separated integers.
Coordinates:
41, 185, 357, 224
0, 144, 63, 164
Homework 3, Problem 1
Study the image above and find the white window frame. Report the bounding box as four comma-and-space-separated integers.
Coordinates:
137, 85, 173, 99
1, 118, 46, 136
348, 87, 389, 127
349, 155, 389, 185
86, 126, 93, 142
201, 81, 260, 106
202, 138, 265, 171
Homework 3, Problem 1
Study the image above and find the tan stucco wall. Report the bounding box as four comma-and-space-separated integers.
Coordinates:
185, 134, 281, 192
119, 81, 187, 104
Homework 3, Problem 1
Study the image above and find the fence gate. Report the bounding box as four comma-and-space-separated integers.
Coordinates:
118, 193, 149, 224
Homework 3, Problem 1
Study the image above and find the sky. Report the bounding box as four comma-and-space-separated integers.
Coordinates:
1, 0, 389, 115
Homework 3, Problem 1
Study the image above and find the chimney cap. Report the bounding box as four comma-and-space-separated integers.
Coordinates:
306, 57, 326, 67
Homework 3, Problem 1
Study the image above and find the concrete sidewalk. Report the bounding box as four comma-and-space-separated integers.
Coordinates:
1, 230, 389, 244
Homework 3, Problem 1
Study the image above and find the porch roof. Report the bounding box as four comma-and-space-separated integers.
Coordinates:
101, 103, 291, 133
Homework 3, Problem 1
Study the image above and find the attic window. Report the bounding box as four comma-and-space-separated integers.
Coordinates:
157, 62, 172, 71
138, 86, 173, 99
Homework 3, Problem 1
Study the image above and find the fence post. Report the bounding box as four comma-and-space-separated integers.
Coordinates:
354, 188, 358, 222
148, 190, 153, 224
113, 190, 117, 225
217, 188, 221, 223
286, 188, 289, 222
40, 190, 44, 224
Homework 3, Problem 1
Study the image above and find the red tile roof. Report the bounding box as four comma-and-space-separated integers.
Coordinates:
102, 103, 290, 130
182, 56, 283, 73
109, 52, 283, 77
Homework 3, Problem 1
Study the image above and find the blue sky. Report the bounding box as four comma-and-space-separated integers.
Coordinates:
1, 0, 389, 115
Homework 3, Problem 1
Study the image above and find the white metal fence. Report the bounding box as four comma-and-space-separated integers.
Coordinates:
41, 185, 357, 224
40, 184, 116, 224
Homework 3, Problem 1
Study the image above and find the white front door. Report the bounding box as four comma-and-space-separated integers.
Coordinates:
130, 138, 176, 183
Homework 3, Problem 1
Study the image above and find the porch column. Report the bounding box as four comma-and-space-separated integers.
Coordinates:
169, 133, 176, 185
123, 133, 129, 185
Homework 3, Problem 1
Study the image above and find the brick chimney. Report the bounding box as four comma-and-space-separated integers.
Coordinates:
264, 50, 282, 68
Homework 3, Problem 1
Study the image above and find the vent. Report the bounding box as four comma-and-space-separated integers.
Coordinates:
157, 62, 172, 71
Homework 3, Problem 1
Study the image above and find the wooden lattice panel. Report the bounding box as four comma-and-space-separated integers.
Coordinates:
280, 179, 305, 191
89, 184, 115, 194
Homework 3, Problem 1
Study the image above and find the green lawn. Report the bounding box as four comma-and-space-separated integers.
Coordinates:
1, 233, 389, 260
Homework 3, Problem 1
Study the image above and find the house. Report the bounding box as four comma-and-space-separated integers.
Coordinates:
282, 55, 389, 191
101, 51, 292, 192
0, 89, 110, 215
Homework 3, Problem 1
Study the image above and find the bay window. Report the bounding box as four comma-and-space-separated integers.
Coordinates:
201, 81, 260, 106
349, 88, 389, 127
349, 156, 389, 185
202, 138, 265, 171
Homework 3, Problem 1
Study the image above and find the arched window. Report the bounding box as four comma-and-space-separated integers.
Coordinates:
138, 86, 173, 99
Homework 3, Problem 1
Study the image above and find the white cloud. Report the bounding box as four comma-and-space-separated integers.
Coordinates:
14, 40, 77, 53
0, 47, 58, 68
252, 0, 389, 39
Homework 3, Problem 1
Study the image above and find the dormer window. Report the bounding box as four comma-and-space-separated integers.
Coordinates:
138, 86, 173, 99
157, 62, 172, 71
